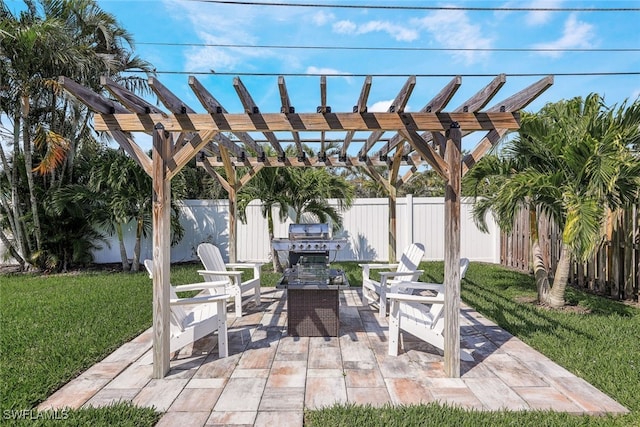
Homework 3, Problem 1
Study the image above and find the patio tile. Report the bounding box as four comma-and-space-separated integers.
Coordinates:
482, 353, 548, 387
186, 378, 227, 388
237, 345, 277, 369
514, 386, 583, 412
544, 376, 629, 414
193, 353, 242, 379
206, 411, 256, 426
430, 387, 484, 409
132, 378, 189, 411
253, 410, 303, 427
168, 387, 222, 412
266, 360, 307, 388
82, 388, 139, 408
156, 411, 210, 427
305, 376, 347, 409
347, 387, 391, 407
38, 378, 109, 410
231, 368, 270, 379
465, 377, 529, 410
213, 377, 267, 412
259, 387, 305, 410
78, 361, 129, 380
105, 363, 153, 389
308, 339, 342, 369
385, 378, 434, 405
344, 368, 385, 388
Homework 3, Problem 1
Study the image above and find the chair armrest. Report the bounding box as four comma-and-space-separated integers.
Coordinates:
170, 293, 230, 306
380, 270, 423, 279
226, 262, 263, 269
391, 281, 442, 293
358, 263, 399, 270
386, 292, 443, 304
174, 281, 228, 292
197, 269, 243, 278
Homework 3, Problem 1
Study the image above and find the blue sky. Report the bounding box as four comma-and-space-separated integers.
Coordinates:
6, 0, 640, 153
94, 0, 639, 111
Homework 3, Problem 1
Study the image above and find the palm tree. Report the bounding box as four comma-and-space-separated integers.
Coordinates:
238, 146, 355, 271
238, 161, 292, 272
89, 148, 185, 272
466, 94, 640, 308
287, 167, 354, 231
0, 0, 154, 270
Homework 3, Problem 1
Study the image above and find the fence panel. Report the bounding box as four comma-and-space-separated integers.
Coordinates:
82, 197, 501, 266
500, 202, 639, 301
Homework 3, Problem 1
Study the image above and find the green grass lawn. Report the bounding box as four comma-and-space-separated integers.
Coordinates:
1, 261, 639, 426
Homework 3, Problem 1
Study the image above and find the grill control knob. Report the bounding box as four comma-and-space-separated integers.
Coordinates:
291, 243, 296, 250
314, 244, 319, 249
322, 244, 327, 249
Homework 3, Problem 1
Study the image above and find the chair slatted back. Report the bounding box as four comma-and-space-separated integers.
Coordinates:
397, 243, 425, 273
197, 243, 231, 284
143, 259, 187, 331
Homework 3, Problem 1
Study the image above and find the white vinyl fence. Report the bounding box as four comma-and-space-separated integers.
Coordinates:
90, 196, 501, 265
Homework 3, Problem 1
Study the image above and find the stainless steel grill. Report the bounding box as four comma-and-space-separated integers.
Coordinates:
271, 223, 346, 266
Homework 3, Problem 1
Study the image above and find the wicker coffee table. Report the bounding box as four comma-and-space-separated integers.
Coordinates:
279, 268, 349, 337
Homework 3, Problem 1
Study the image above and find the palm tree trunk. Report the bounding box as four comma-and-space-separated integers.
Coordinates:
547, 244, 571, 308
530, 206, 551, 303
116, 223, 130, 271
131, 216, 143, 272
267, 210, 282, 272
21, 95, 42, 252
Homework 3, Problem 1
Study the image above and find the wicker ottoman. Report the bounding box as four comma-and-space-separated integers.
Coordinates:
287, 285, 339, 337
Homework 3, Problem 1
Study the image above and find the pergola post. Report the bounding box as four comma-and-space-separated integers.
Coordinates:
151, 123, 172, 378
444, 122, 462, 377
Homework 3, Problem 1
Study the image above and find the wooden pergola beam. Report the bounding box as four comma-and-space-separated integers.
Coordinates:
199, 152, 426, 168
93, 111, 520, 133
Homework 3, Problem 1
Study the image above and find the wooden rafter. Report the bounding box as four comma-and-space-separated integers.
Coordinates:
341, 75, 372, 159
357, 75, 416, 159
234, 77, 284, 157
189, 76, 264, 156
379, 75, 461, 157
278, 76, 304, 157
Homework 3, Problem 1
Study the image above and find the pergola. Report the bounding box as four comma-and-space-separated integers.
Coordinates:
60, 73, 552, 379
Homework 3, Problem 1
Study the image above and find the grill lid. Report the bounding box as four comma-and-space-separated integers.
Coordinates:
288, 223, 330, 240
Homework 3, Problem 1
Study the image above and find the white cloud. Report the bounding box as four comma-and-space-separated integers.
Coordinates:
312, 11, 335, 26
332, 19, 418, 42
532, 14, 595, 57
525, 0, 564, 26
412, 10, 493, 64
333, 20, 358, 34
369, 100, 393, 112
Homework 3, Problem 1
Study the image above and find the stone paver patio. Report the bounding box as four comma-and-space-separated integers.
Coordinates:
38, 288, 628, 426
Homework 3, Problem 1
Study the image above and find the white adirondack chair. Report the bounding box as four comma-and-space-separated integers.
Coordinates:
359, 243, 425, 317
386, 258, 473, 361
143, 259, 229, 357
197, 243, 262, 318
